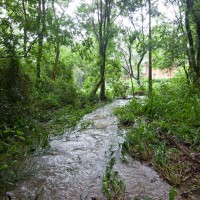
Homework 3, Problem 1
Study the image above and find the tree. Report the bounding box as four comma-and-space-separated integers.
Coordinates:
77, 0, 119, 100
117, 7, 147, 93
117, 28, 145, 94
90, 0, 114, 100
185, 0, 200, 83
36, 0, 46, 79
148, 0, 152, 95
51, 0, 62, 80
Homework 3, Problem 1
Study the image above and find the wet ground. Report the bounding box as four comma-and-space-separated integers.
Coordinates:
2, 99, 170, 200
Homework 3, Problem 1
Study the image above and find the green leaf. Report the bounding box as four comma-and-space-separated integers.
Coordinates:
16, 130, 24, 135
0, 164, 8, 171
16, 135, 26, 141
169, 187, 177, 200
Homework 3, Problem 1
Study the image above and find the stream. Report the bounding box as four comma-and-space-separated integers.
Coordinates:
3, 99, 170, 200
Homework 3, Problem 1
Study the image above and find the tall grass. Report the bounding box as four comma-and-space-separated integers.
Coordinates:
115, 77, 200, 192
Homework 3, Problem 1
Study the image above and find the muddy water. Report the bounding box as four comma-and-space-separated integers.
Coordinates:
4, 99, 169, 200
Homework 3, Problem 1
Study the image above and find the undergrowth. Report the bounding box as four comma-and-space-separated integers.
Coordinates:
114, 77, 200, 198
0, 74, 99, 194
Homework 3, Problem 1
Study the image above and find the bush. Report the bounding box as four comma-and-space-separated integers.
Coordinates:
0, 58, 31, 103
54, 79, 77, 105
113, 81, 129, 98
35, 77, 78, 109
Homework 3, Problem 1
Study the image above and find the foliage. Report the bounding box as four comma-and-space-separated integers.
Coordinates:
1, 0, 200, 197
0, 56, 97, 191
0, 71, 49, 189
102, 157, 125, 199
0, 85, 97, 191
115, 78, 200, 195
112, 81, 129, 99
0, 58, 30, 103
37, 78, 77, 108
169, 187, 177, 200
42, 92, 99, 136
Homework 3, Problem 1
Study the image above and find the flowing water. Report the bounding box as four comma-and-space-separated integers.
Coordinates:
2, 99, 170, 200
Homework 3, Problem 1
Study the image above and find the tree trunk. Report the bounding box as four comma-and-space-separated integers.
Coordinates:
178, 1, 192, 83
137, 54, 144, 87
52, 40, 60, 80
36, 0, 45, 80
22, 0, 27, 54
183, 62, 190, 85
90, 79, 102, 99
100, 55, 106, 100
52, 0, 60, 81
148, 0, 152, 96
128, 45, 134, 76
90, 0, 113, 100
98, 41, 106, 100
194, 16, 200, 78
185, 0, 197, 79
130, 76, 134, 95
36, 0, 42, 79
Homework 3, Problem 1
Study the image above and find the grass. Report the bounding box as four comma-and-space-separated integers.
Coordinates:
39, 103, 97, 135
102, 157, 126, 200
114, 77, 200, 198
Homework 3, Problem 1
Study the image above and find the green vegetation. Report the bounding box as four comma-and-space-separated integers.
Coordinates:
102, 157, 125, 199
115, 78, 200, 198
0, 63, 98, 191
1, 0, 200, 198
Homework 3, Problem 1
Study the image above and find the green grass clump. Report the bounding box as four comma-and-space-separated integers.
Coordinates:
102, 157, 125, 200
115, 77, 200, 195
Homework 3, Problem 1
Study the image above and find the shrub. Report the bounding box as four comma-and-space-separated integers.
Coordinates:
112, 81, 129, 98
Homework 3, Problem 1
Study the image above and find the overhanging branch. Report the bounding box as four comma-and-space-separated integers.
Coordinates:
0, 28, 45, 59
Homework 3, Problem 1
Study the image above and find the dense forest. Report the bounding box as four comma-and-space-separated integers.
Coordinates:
0, 0, 200, 199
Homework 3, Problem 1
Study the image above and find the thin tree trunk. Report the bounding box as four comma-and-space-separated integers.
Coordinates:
36, 0, 45, 80
130, 76, 134, 95
195, 19, 200, 78
185, 0, 196, 78
99, 44, 107, 100
137, 54, 144, 87
52, 41, 60, 80
98, 0, 105, 100
183, 62, 190, 85
128, 45, 134, 76
90, 79, 102, 99
22, 0, 27, 54
178, 1, 191, 83
90, 0, 112, 100
36, 0, 42, 79
52, 0, 60, 81
148, 0, 152, 96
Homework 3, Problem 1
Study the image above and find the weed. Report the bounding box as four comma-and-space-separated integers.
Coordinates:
169, 187, 177, 200
80, 120, 94, 130
102, 157, 125, 199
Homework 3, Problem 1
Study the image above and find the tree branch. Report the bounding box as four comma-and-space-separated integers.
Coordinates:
0, 28, 45, 59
